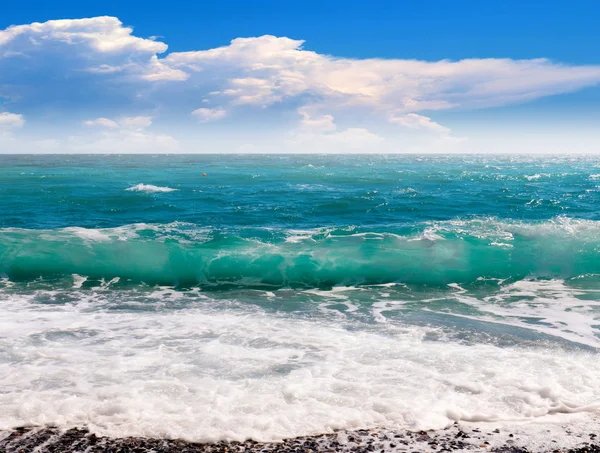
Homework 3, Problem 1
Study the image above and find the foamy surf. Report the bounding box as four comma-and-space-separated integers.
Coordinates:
0, 287, 599, 443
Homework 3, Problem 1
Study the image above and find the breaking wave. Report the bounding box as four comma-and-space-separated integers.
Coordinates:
1, 217, 599, 288
126, 183, 177, 193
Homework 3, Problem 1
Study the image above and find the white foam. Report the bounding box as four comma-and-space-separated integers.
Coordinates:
371, 300, 408, 323
0, 278, 15, 289
525, 174, 540, 180
304, 286, 362, 300
63, 227, 112, 242
408, 227, 444, 242
72, 274, 88, 289
0, 289, 599, 443
49, 224, 153, 242
442, 279, 600, 348
126, 184, 177, 193
367, 283, 407, 288
447, 283, 467, 292
394, 187, 417, 194
283, 227, 332, 243
98, 277, 120, 289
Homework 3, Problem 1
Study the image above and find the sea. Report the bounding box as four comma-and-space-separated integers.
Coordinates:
0, 154, 599, 443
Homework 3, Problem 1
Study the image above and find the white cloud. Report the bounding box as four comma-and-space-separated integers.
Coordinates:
290, 126, 384, 153
2, 20, 600, 116
140, 55, 189, 81
120, 116, 153, 129
192, 107, 227, 122
68, 129, 179, 153
0, 17, 182, 89
298, 106, 336, 132
0, 112, 24, 128
2, 17, 600, 152
323, 128, 384, 148
84, 118, 119, 128
84, 116, 152, 130
163, 35, 600, 117
3, 19, 600, 117
0, 17, 166, 54
389, 113, 451, 134
2, 128, 179, 154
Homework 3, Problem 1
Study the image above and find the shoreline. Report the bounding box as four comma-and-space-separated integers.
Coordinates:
2, 423, 599, 453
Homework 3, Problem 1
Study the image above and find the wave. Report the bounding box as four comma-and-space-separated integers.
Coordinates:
126, 183, 177, 193
1, 217, 600, 288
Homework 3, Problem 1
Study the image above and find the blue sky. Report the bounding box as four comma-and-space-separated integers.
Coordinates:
1, 0, 600, 153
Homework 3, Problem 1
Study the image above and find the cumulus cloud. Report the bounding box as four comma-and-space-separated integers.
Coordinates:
0, 16, 179, 111
192, 107, 227, 122
163, 35, 600, 116
0, 16, 165, 54
140, 55, 189, 81
2, 16, 600, 152
0, 112, 24, 128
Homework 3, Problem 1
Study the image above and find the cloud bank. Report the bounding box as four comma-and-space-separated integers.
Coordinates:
1, 16, 600, 152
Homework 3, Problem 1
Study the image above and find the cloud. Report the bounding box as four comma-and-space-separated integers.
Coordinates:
298, 106, 336, 132
120, 116, 153, 129
322, 128, 383, 148
0, 17, 181, 113
2, 19, 600, 117
66, 114, 176, 152
68, 129, 179, 153
389, 113, 450, 134
0, 112, 24, 128
290, 126, 384, 153
163, 35, 600, 116
84, 118, 119, 128
192, 107, 227, 122
0, 16, 165, 53
140, 55, 189, 81
2, 17, 600, 152
84, 116, 152, 129
75, 114, 173, 152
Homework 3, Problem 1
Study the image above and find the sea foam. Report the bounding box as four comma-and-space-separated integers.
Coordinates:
126, 183, 177, 193
0, 288, 599, 442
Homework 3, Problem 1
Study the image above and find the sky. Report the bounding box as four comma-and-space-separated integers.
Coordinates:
1, 0, 600, 153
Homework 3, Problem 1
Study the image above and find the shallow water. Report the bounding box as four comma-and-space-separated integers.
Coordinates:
0, 154, 599, 442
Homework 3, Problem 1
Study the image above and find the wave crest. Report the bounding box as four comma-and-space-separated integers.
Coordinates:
126, 184, 177, 193
1, 217, 600, 288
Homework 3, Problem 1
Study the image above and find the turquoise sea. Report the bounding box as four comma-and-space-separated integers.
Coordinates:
1, 154, 599, 442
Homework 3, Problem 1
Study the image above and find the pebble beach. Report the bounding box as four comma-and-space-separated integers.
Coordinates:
2, 423, 600, 453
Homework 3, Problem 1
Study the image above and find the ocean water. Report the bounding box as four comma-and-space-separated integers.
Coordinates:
1, 154, 600, 442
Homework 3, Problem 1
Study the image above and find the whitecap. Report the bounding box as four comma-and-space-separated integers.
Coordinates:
525, 174, 542, 181
63, 227, 111, 242
72, 274, 88, 289
126, 184, 177, 193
